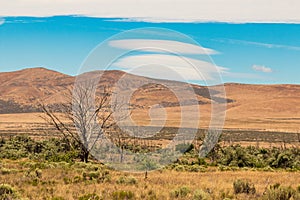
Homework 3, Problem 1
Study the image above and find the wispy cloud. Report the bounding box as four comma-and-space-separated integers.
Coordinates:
112, 54, 227, 81
4, 18, 46, 24
252, 65, 273, 73
109, 39, 219, 55
215, 38, 300, 51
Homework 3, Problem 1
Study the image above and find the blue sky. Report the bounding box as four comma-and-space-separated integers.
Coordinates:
0, 16, 300, 84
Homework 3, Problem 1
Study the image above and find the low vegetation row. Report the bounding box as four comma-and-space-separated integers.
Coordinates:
0, 136, 299, 171
0, 136, 299, 199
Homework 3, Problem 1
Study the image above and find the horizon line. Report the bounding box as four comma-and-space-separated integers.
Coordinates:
1, 66, 299, 86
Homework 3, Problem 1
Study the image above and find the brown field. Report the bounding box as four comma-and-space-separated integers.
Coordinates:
0, 112, 299, 154
0, 159, 299, 200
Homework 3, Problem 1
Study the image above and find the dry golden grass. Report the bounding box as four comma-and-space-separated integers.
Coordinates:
1, 109, 300, 137
0, 159, 299, 200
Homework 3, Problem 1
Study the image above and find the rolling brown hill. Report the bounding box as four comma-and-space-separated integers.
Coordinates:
0, 67, 226, 113
0, 67, 299, 131
0, 67, 74, 109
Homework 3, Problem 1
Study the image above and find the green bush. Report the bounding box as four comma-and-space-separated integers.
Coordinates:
87, 171, 100, 180
233, 179, 256, 194
0, 168, 12, 175
24, 168, 43, 186
73, 175, 82, 183
112, 190, 135, 200
205, 145, 300, 170
78, 193, 100, 200
82, 170, 111, 183
171, 186, 190, 198
0, 136, 79, 162
0, 184, 19, 200
25, 168, 42, 179
187, 165, 207, 172
193, 189, 210, 200
116, 176, 137, 185
173, 164, 185, 172
263, 184, 297, 200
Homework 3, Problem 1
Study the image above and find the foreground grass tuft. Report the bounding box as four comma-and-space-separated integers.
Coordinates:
0, 184, 19, 200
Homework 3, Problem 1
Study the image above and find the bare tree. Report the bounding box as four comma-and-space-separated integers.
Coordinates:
40, 80, 116, 163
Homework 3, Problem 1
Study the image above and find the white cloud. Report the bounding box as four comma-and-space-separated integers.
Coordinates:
252, 65, 273, 73
109, 39, 218, 55
0, 0, 300, 23
112, 54, 228, 81
4, 18, 46, 24
0, 18, 5, 25
216, 38, 300, 51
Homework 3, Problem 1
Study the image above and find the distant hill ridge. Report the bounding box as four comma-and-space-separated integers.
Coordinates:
0, 67, 225, 114
0, 67, 299, 125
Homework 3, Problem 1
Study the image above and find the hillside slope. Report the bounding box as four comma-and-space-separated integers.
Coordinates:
0, 67, 299, 131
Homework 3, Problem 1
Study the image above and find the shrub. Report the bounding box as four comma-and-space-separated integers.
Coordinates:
0, 168, 12, 175
63, 177, 72, 185
0, 184, 19, 199
116, 176, 137, 185
171, 186, 190, 198
84, 163, 102, 172
116, 176, 126, 184
24, 168, 42, 186
78, 193, 100, 200
263, 184, 296, 200
87, 171, 100, 180
233, 179, 256, 194
112, 190, 135, 200
174, 164, 185, 172
127, 177, 137, 185
35, 168, 42, 178
0, 136, 80, 162
193, 189, 210, 200
197, 158, 207, 166
25, 168, 42, 179
187, 165, 207, 172
97, 170, 111, 183
73, 175, 82, 183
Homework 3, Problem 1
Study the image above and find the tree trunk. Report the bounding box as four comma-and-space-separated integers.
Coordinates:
81, 150, 89, 163
120, 147, 124, 163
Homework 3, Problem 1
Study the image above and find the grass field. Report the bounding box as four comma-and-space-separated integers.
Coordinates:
1, 159, 300, 200
0, 113, 299, 199
0, 135, 299, 199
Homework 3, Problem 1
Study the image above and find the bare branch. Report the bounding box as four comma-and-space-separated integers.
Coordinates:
39, 79, 120, 163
